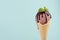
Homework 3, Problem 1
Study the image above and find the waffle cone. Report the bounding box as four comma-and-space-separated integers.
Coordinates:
37, 20, 50, 40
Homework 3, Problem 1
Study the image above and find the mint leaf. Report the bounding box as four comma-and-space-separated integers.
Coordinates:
38, 8, 44, 12
38, 7, 48, 13
44, 7, 48, 12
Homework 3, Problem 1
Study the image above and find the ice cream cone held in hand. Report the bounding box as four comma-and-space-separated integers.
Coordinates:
35, 7, 52, 40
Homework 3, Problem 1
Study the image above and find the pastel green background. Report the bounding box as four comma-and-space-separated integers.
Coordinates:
0, 0, 60, 40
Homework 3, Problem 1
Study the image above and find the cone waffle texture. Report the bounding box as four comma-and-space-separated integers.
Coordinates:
37, 20, 50, 40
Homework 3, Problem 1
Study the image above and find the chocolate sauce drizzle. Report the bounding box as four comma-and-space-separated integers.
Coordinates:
36, 12, 51, 24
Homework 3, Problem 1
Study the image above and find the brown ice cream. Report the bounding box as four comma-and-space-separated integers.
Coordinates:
36, 11, 51, 25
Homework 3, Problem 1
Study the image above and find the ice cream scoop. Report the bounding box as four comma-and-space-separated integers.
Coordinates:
35, 7, 52, 40
36, 11, 51, 25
